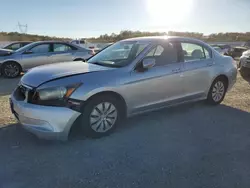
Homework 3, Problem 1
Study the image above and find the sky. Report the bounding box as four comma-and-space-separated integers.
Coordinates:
0, 0, 249, 38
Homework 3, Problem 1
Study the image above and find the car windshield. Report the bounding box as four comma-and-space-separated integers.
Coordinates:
87, 41, 150, 67
15, 43, 35, 53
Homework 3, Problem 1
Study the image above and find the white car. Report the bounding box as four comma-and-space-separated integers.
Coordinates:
239, 50, 250, 75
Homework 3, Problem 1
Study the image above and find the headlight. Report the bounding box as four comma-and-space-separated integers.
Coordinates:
38, 86, 67, 100
31, 83, 82, 106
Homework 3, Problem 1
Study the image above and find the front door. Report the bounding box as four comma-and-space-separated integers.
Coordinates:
50, 43, 74, 63
126, 42, 184, 114
180, 42, 214, 98
21, 43, 51, 70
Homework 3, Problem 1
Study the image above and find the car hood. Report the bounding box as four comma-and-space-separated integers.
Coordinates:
0, 48, 14, 56
21, 61, 114, 87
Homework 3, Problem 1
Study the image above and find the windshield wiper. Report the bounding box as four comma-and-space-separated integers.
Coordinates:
89, 61, 121, 68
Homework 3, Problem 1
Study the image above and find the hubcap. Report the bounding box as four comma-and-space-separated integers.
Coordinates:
90, 102, 117, 133
212, 81, 225, 102
4, 64, 19, 77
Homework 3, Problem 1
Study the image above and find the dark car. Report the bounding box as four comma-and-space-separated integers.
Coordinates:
228, 46, 248, 59
211, 44, 231, 55
1, 41, 32, 51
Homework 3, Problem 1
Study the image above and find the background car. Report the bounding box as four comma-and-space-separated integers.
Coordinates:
213, 46, 224, 54
0, 41, 32, 55
239, 50, 250, 76
0, 48, 14, 56
1, 41, 32, 51
211, 44, 231, 55
0, 41, 95, 78
10, 36, 237, 140
228, 46, 248, 59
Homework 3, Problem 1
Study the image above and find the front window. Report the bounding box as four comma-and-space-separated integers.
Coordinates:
145, 43, 178, 66
29, 44, 50, 53
88, 41, 150, 67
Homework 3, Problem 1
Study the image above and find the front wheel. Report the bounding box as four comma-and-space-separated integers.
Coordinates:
80, 95, 122, 138
1, 62, 21, 78
207, 78, 227, 105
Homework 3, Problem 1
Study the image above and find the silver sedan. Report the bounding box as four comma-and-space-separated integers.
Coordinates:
10, 36, 237, 140
0, 41, 94, 78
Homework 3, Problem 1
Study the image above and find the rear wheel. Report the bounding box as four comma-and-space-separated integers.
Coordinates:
80, 95, 122, 138
207, 78, 227, 105
1, 62, 21, 78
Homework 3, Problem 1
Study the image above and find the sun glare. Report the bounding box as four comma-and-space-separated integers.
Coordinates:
147, 0, 193, 26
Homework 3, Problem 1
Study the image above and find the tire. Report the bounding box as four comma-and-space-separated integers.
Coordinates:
80, 95, 123, 138
207, 78, 227, 105
1, 61, 21, 78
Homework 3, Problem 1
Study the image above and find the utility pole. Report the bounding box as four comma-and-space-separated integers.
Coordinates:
17, 22, 28, 34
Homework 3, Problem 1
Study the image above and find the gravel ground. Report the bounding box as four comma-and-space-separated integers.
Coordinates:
0, 73, 249, 188
0, 76, 20, 126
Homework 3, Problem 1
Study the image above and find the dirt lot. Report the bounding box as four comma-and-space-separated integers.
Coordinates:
0, 77, 20, 126
0, 73, 250, 188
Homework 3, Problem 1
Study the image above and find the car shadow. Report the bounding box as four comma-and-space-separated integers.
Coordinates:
1, 102, 250, 144
1, 103, 250, 187
0, 76, 21, 96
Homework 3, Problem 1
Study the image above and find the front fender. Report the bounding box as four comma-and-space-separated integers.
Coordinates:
73, 86, 125, 102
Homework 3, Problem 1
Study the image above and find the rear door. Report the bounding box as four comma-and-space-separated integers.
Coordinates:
180, 42, 214, 98
50, 43, 75, 63
21, 43, 51, 70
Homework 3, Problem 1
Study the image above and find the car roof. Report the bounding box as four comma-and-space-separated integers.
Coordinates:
234, 46, 248, 49
6, 41, 32, 44
122, 36, 204, 43
30, 41, 70, 44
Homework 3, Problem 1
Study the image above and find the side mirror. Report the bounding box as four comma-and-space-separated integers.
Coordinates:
142, 58, 155, 69
23, 51, 33, 54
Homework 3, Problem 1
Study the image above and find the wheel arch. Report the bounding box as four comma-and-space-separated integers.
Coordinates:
1, 60, 22, 71
210, 74, 229, 91
0, 60, 23, 76
84, 91, 128, 118
68, 90, 128, 138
